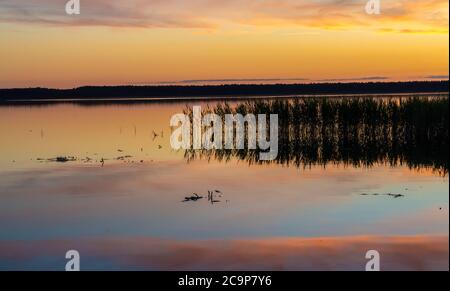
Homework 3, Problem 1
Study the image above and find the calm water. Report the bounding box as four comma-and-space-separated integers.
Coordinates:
0, 96, 448, 271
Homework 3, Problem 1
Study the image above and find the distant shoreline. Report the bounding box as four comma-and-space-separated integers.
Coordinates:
0, 81, 448, 102
2, 92, 449, 106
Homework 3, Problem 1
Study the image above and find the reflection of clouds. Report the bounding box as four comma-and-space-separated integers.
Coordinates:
0, 0, 448, 32
0, 160, 440, 199
372, 207, 449, 234
0, 235, 448, 271
0, 162, 447, 242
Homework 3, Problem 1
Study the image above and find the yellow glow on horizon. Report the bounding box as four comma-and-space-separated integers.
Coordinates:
0, 14, 448, 88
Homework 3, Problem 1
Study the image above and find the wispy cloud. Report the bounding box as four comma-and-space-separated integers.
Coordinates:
0, 0, 448, 32
148, 78, 310, 85
424, 75, 449, 79
378, 28, 448, 34
318, 76, 390, 82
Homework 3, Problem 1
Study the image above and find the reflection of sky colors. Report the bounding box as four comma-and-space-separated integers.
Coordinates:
0, 102, 448, 270
0, 236, 448, 271
0, 103, 183, 168
0, 161, 448, 242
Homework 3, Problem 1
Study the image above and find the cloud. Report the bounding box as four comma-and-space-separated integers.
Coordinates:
0, 0, 448, 32
424, 75, 449, 79
318, 76, 390, 82
0, 0, 215, 28
378, 27, 449, 34
146, 78, 310, 85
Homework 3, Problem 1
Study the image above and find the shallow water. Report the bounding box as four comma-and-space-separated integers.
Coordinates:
0, 97, 448, 271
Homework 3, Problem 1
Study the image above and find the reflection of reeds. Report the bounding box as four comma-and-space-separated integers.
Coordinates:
185, 96, 449, 176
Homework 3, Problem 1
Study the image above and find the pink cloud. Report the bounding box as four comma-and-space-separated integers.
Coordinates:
0, 0, 448, 32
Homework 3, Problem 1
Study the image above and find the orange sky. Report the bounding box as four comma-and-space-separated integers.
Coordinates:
0, 0, 448, 88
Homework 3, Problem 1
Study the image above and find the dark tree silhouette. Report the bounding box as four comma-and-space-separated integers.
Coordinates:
1, 81, 448, 102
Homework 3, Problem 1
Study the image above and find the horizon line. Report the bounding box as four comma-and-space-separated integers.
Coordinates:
1, 79, 449, 91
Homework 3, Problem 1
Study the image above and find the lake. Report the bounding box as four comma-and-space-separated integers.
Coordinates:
0, 95, 448, 271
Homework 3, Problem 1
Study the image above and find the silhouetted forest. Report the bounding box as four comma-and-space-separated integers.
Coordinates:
0, 81, 448, 101
185, 96, 449, 176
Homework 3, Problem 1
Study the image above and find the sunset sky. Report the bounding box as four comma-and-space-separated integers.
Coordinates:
0, 0, 448, 88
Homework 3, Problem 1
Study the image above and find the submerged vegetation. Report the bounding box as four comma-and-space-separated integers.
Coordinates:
185, 96, 449, 176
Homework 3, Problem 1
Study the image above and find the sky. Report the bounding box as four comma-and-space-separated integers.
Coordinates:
0, 0, 448, 88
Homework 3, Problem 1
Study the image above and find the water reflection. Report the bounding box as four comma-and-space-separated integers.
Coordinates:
0, 96, 448, 271
185, 97, 449, 176
1, 235, 448, 271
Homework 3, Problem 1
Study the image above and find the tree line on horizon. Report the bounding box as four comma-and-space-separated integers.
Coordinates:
0, 81, 448, 101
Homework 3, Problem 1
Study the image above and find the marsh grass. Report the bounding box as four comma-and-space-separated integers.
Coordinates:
184, 96, 449, 176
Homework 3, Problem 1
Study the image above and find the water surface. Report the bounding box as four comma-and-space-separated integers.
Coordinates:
0, 96, 448, 271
